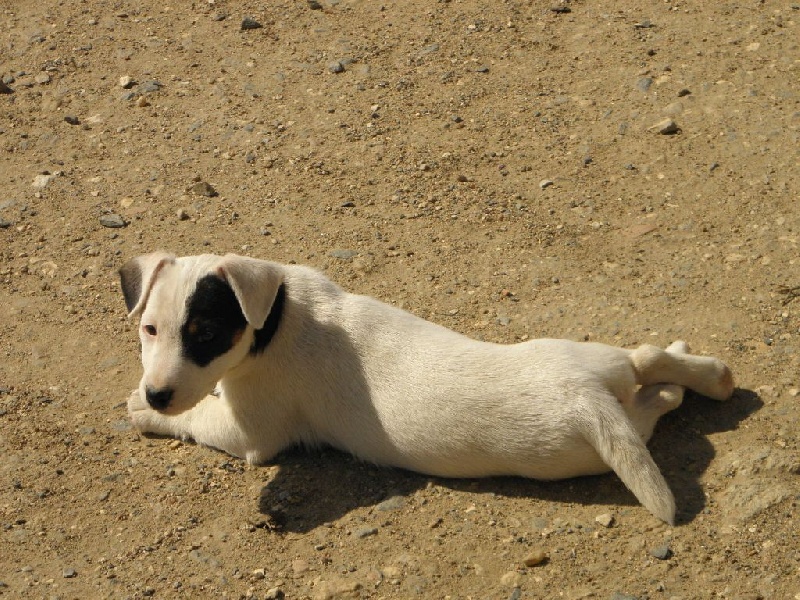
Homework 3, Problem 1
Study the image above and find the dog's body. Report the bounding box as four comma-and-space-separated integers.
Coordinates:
120, 252, 734, 524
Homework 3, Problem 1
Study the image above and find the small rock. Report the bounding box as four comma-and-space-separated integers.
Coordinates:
329, 249, 358, 260
265, 589, 285, 600
137, 80, 162, 93
135, 96, 150, 108
241, 17, 263, 31
119, 75, 135, 88
176, 208, 190, 221
355, 526, 378, 539
649, 545, 672, 560
376, 495, 405, 511
677, 88, 691, 97
475, 65, 490, 73
32, 173, 57, 189
648, 118, 679, 135
189, 181, 217, 197
252, 568, 266, 579
0, 80, 13, 94
582, 156, 593, 166
99, 214, 126, 229
62, 568, 77, 578
523, 548, 548, 567
328, 60, 345, 74
595, 513, 615, 528
308, 0, 323, 8
636, 77, 653, 92
64, 115, 80, 125
35, 72, 51, 85
0, 218, 11, 228
539, 179, 554, 190
551, 6, 572, 13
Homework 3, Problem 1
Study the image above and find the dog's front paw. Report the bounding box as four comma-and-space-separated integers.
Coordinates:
127, 389, 158, 433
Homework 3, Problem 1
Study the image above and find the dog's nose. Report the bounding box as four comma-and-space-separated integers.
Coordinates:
145, 387, 174, 410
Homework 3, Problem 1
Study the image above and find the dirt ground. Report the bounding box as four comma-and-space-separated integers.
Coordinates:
1, 0, 799, 598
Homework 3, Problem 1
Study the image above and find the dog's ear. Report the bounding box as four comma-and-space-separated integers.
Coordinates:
216, 254, 284, 330
119, 252, 176, 318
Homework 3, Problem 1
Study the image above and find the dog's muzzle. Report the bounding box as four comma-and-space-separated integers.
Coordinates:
145, 386, 174, 411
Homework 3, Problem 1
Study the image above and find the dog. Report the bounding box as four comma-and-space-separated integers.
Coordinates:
120, 251, 734, 524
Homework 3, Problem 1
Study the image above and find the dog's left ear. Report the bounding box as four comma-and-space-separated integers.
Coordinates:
216, 254, 284, 330
119, 251, 176, 318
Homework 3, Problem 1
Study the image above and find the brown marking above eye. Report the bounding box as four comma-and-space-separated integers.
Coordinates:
186, 319, 199, 335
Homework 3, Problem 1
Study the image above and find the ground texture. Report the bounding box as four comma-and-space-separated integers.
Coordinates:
1, 0, 799, 598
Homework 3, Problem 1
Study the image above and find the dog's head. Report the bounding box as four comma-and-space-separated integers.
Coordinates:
119, 252, 285, 414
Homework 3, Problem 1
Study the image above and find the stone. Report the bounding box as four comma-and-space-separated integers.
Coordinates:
32, 173, 58, 189
119, 75, 134, 88
189, 181, 217, 197
539, 179, 554, 190
500, 571, 522, 587
308, 0, 323, 8
595, 513, 615, 528
650, 545, 672, 560
64, 115, 80, 125
0, 80, 13, 94
265, 589, 285, 600
523, 548, 548, 567
376, 495, 405, 511
636, 77, 653, 92
177, 208, 190, 221
35, 72, 51, 84
99, 214, 126, 228
241, 17, 263, 31
0, 218, 11, 228
354, 526, 378, 539
328, 60, 345, 74
330, 249, 358, 260
137, 80, 162, 93
648, 118, 680, 135
62, 567, 77, 578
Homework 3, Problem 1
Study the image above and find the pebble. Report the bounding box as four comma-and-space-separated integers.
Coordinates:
135, 96, 150, 107
328, 60, 345, 74
329, 249, 358, 260
0, 218, 11, 228
137, 80, 162, 93
265, 588, 285, 600
648, 118, 679, 135
35, 72, 51, 84
636, 77, 653, 92
0, 81, 13, 94
595, 513, 615, 528
189, 181, 217, 197
62, 568, 77, 578
32, 173, 57, 189
119, 75, 134, 89
355, 526, 378, 539
677, 88, 691, 97
539, 179, 554, 190
308, 0, 323, 8
177, 208, 190, 221
99, 214, 126, 228
241, 17, 263, 31
650, 545, 672, 560
64, 115, 80, 125
376, 495, 405, 511
523, 548, 548, 567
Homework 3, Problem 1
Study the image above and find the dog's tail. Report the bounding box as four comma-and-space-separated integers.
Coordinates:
581, 398, 676, 524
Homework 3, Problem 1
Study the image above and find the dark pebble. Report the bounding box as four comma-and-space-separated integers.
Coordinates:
328, 60, 345, 74
677, 88, 691, 97
241, 17, 263, 30
0, 218, 11, 228
64, 115, 80, 125
0, 81, 13, 94
189, 181, 217, 197
551, 6, 571, 13
308, 0, 323, 8
99, 214, 126, 229
649, 545, 673, 560
62, 568, 77, 578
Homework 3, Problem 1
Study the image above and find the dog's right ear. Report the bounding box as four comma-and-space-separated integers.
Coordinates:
118, 252, 176, 318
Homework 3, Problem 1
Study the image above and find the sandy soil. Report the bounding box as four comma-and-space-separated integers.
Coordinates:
1, 0, 798, 598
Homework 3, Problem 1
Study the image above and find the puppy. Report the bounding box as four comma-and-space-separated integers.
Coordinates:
120, 252, 734, 524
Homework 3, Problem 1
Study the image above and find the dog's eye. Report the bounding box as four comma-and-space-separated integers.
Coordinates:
143, 324, 157, 336
197, 328, 216, 343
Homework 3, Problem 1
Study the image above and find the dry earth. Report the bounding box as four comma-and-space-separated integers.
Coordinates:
1, 0, 799, 598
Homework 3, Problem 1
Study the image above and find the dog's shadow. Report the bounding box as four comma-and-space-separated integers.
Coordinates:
257, 388, 762, 532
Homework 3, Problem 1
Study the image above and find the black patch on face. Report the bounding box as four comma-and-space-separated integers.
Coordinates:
182, 275, 248, 367
251, 283, 286, 355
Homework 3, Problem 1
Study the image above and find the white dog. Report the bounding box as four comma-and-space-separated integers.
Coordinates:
120, 252, 734, 524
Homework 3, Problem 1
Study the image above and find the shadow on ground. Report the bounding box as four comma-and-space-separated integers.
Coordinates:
256, 388, 762, 532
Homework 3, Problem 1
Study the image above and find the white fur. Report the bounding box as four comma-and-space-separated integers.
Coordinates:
122, 252, 735, 524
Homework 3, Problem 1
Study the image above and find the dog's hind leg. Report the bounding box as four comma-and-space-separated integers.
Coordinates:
580, 396, 676, 524
630, 341, 733, 401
